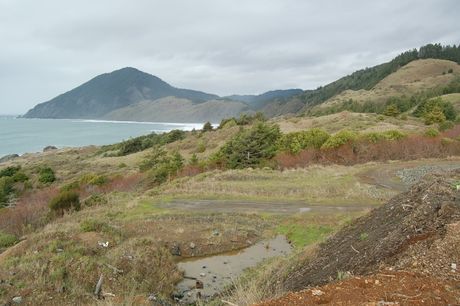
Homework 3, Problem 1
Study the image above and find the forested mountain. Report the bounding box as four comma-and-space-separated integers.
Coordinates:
23, 67, 218, 119
226, 89, 303, 110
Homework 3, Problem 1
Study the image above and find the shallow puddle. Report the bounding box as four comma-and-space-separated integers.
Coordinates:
175, 235, 292, 303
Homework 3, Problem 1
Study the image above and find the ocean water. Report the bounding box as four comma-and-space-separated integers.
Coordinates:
0, 116, 203, 157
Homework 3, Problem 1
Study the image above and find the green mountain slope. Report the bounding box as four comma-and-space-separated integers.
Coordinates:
23, 67, 218, 119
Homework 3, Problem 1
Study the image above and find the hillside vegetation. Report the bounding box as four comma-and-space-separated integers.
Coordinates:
3, 43, 460, 305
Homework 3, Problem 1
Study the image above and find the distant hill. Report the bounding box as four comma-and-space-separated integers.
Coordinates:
23, 43, 460, 122
226, 89, 303, 110
103, 97, 253, 123
23, 67, 218, 119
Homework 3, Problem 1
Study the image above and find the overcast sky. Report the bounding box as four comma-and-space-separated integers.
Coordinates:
1, 0, 459, 114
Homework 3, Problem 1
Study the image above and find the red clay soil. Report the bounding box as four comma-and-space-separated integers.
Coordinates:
257, 271, 460, 306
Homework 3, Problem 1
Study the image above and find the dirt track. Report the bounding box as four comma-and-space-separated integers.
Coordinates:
359, 158, 460, 192
159, 199, 373, 214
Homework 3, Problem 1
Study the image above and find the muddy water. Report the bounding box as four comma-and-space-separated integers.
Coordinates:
175, 235, 292, 303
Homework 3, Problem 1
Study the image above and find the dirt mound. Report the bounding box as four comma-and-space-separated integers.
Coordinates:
284, 170, 460, 291
258, 271, 460, 306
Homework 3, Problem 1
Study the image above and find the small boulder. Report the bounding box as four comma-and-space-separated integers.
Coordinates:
43, 146, 58, 152
189, 242, 196, 249
170, 243, 181, 256
12, 296, 22, 304
0, 154, 19, 163
195, 280, 204, 289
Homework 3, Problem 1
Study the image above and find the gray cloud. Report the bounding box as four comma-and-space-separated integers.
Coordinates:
0, 0, 459, 114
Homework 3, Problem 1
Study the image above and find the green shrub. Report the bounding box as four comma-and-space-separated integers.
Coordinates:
382, 130, 406, 140
0, 231, 18, 248
118, 162, 127, 168
83, 194, 108, 207
49, 191, 80, 215
439, 121, 455, 131
383, 104, 400, 117
0, 177, 14, 207
425, 128, 440, 137
0, 166, 21, 178
60, 181, 80, 192
202, 121, 213, 132
363, 132, 386, 143
80, 173, 107, 186
219, 118, 237, 129
279, 128, 330, 154
448, 68, 454, 74
12, 171, 28, 182
218, 122, 281, 169
424, 105, 446, 125
441, 137, 455, 145
140, 148, 184, 185
80, 219, 109, 232
189, 153, 199, 166
196, 141, 206, 153
415, 97, 456, 122
38, 167, 56, 184
321, 130, 357, 149
116, 130, 186, 156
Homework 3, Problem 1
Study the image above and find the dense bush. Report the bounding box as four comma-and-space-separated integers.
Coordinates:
279, 128, 330, 154
217, 122, 281, 169
80, 218, 109, 232
321, 130, 357, 149
0, 166, 29, 207
202, 121, 213, 132
83, 194, 108, 207
414, 97, 456, 122
439, 121, 455, 131
49, 191, 80, 215
80, 173, 108, 186
275, 127, 460, 169
383, 104, 400, 117
0, 177, 14, 207
425, 128, 440, 137
0, 166, 21, 178
0, 231, 18, 248
363, 130, 406, 143
218, 112, 266, 129
38, 167, 56, 184
139, 148, 184, 185
115, 129, 186, 156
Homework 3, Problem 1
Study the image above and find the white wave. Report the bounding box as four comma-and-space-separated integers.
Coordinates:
73, 119, 205, 128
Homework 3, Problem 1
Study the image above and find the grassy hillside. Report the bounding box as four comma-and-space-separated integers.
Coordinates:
262, 43, 460, 117
2, 112, 460, 304
313, 59, 460, 110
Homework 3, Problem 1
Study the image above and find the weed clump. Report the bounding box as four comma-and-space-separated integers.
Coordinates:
321, 130, 357, 149
49, 190, 80, 215
0, 231, 18, 248
39, 166, 56, 184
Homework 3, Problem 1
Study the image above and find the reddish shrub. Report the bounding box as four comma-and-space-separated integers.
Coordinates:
275, 132, 460, 169
0, 187, 59, 236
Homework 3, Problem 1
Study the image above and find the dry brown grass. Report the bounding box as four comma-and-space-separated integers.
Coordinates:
275, 111, 426, 134
157, 166, 393, 205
